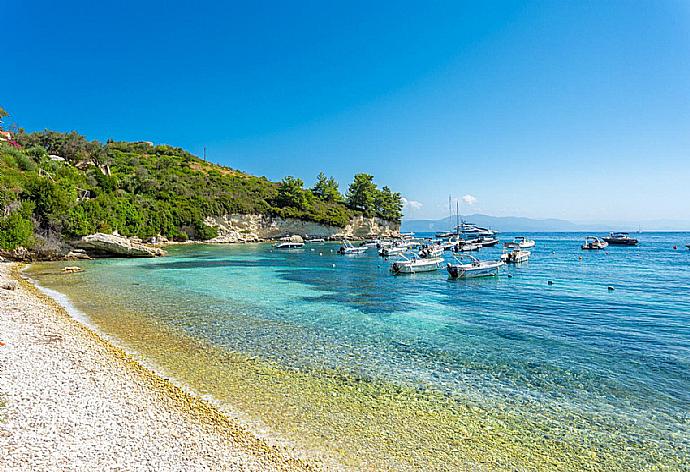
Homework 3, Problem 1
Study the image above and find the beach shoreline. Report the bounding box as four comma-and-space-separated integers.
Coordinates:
0, 262, 319, 471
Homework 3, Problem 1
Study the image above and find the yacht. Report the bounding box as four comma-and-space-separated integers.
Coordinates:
447, 255, 504, 279
603, 232, 638, 246
454, 222, 497, 238
391, 255, 444, 274
581, 236, 609, 250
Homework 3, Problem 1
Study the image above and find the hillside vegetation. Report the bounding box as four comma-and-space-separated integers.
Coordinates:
0, 124, 402, 253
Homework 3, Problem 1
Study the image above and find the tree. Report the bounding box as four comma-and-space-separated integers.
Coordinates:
311, 172, 342, 203
0, 106, 8, 123
346, 173, 378, 216
375, 186, 403, 222
275, 176, 311, 210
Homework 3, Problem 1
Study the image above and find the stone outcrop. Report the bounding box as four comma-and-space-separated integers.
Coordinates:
76, 233, 167, 258
204, 214, 400, 243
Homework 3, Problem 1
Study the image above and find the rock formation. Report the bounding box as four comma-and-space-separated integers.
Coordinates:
76, 233, 167, 258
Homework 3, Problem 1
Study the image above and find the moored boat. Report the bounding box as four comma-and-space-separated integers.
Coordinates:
338, 240, 368, 255
379, 245, 407, 257
446, 254, 503, 278
419, 244, 444, 258
512, 236, 536, 248
274, 241, 304, 249
581, 236, 609, 250
454, 242, 481, 252
603, 232, 638, 246
391, 255, 444, 274
501, 243, 531, 263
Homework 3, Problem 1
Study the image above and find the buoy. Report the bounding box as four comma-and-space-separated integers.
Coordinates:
578, 256, 583, 261
673, 245, 677, 250
547, 280, 553, 285
0, 341, 5, 347
507, 274, 513, 278
332, 264, 336, 268
319, 252, 323, 256
608, 286, 614, 291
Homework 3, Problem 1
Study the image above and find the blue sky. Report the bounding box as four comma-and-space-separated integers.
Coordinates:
4, 1, 690, 222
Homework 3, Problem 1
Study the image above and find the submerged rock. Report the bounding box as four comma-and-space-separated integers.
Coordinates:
77, 233, 167, 258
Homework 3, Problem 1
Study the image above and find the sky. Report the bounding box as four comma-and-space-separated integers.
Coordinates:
3, 1, 690, 223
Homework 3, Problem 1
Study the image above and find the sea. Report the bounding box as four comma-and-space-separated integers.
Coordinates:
27, 232, 690, 471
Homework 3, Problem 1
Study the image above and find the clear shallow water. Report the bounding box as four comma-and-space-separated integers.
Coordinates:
29, 233, 690, 470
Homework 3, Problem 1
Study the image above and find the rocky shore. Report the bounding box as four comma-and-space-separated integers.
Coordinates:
0, 263, 316, 471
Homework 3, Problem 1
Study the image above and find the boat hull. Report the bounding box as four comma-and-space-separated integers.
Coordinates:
603, 238, 638, 246
391, 258, 443, 274
446, 262, 502, 278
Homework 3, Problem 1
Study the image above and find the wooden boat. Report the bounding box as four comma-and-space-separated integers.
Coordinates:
447, 255, 503, 279
581, 236, 608, 250
603, 232, 638, 246
391, 255, 444, 274
501, 243, 530, 263
338, 240, 368, 255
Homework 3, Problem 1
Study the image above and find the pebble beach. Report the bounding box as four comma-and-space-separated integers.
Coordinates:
0, 263, 314, 472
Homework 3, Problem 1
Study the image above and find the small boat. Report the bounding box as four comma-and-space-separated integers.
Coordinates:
419, 244, 444, 258
603, 232, 638, 246
391, 255, 444, 274
338, 240, 368, 255
435, 231, 456, 238
581, 236, 609, 250
501, 243, 531, 263
379, 245, 407, 257
306, 238, 325, 243
447, 254, 503, 279
360, 239, 380, 247
473, 236, 500, 247
274, 241, 304, 249
454, 242, 481, 252
511, 236, 536, 249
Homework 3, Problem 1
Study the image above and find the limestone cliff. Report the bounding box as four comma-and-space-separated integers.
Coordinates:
204, 214, 400, 243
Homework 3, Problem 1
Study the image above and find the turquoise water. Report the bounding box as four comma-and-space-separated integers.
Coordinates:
30, 232, 690, 469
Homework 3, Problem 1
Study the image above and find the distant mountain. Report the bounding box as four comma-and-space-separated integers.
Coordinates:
401, 214, 579, 233
401, 214, 690, 233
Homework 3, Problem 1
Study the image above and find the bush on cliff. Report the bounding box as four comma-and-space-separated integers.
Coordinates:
0, 129, 402, 251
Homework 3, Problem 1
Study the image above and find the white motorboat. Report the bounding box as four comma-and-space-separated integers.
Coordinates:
306, 238, 325, 243
379, 245, 407, 257
446, 254, 503, 279
582, 236, 609, 250
419, 244, 444, 258
360, 240, 380, 247
471, 236, 500, 247
454, 242, 481, 252
512, 236, 535, 248
391, 255, 444, 274
338, 240, 368, 255
501, 243, 531, 263
274, 241, 304, 249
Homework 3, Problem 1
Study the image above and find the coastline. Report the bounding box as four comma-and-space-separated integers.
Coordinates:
0, 262, 319, 471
